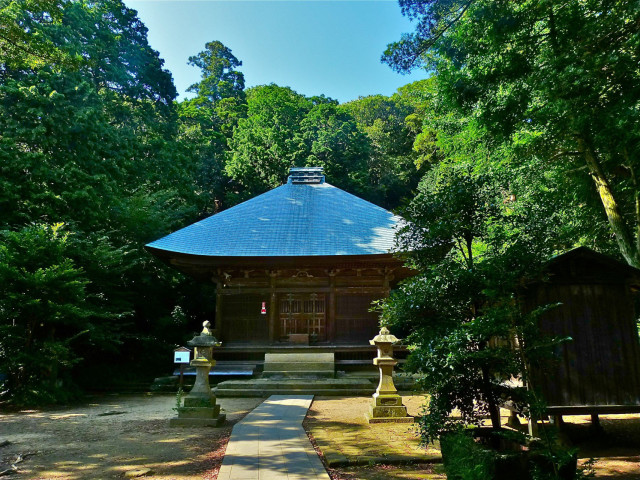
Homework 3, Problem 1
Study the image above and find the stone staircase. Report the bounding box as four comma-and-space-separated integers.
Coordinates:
214, 352, 377, 397
214, 377, 376, 397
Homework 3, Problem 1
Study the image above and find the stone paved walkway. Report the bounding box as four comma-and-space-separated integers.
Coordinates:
218, 395, 330, 480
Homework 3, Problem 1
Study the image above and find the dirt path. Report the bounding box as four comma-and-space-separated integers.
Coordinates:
0, 393, 264, 480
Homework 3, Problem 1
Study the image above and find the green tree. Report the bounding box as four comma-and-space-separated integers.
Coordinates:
0, 0, 205, 402
0, 224, 120, 404
0, 0, 74, 70
381, 163, 561, 441
225, 84, 312, 201
178, 41, 247, 215
384, 0, 640, 267
342, 90, 422, 208
375, 62, 592, 442
300, 102, 370, 194
186, 40, 245, 104
57, 0, 176, 107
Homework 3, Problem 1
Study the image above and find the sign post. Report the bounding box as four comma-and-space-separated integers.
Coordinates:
173, 347, 191, 389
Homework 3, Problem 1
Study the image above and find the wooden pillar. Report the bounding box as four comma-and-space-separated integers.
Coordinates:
328, 270, 336, 342
268, 270, 278, 342
214, 285, 223, 340
590, 413, 604, 434
383, 267, 394, 297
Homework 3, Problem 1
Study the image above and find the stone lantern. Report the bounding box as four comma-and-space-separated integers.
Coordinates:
367, 327, 413, 423
170, 321, 226, 427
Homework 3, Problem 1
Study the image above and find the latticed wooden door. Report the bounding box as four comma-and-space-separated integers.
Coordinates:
279, 293, 326, 340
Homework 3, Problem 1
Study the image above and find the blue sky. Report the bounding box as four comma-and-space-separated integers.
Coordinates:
123, 1, 427, 103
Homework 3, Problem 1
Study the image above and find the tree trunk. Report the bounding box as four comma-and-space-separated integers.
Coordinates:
636, 182, 640, 256
577, 137, 640, 268
482, 365, 502, 432
628, 163, 640, 256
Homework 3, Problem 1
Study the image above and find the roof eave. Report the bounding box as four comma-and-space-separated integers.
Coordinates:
146, 245, 406, 267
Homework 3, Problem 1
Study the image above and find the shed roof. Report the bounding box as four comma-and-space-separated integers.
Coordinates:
547, 246, 640, 283
146, 170, 404, 258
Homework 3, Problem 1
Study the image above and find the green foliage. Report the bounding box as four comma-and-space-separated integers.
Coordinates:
0, 0, 74, 70
60, 0, 177, 106
440, 431, 494, 480
380, 1, 640, 447
440, 430, 583, 480
381, 158, 570, 442
226, 84, 313, 201
342, 91, 422, 207
174, 386, 184, 410
384, 0, 640, 267
377, 2, 637, 456
177, 40, 248, 215
0, 0, 207, 405
0, 224, 120, 404
300, 102, 369, 195
187, 40, 245, 103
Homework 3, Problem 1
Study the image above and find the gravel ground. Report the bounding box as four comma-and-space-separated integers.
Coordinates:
0, 393, 264, 480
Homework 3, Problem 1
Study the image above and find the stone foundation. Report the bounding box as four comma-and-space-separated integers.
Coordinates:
170, 394, 227, 427
366, 393, 414, 423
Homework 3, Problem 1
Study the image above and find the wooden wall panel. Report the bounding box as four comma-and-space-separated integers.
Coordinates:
221, 294, 270, 345
335, 294, 381, 343
528, 282, 640, 408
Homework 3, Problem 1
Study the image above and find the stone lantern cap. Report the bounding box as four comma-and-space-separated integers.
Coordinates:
187, 321, 221, 348
369, 327, 399, 345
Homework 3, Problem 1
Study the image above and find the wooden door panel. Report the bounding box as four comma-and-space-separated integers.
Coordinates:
279, 293, 326, 340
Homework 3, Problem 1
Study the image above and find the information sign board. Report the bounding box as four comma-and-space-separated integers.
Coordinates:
174, 348, 191, 364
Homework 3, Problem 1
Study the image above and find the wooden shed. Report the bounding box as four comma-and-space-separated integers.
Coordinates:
524, 247, 640, 416
146, 167, 413, 365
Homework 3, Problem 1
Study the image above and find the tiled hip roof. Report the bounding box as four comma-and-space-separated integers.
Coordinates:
146, 181, 404, 257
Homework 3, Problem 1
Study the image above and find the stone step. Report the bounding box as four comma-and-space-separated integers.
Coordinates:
264, 353, 334, 363
214, 377, 375, 397
263, 353, 335, 375
215, 387, 375, 397
263, 362, 334, 372
262, 370, 335, 378
216, 378, 373, 390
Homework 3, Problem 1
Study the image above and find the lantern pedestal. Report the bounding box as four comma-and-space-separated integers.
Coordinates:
170, 322, 226, 427
367, 328, 413, 424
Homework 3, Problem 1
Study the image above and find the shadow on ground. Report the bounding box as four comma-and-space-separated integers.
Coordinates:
563, 416, 640, 479
327, 463, 446, 480
307, 397, 640, 480
304, 395, 442, 480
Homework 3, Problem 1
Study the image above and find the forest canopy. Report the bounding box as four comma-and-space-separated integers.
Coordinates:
0, 0, 636, 407
0, 0, 424, 404
378, 0, 640, 445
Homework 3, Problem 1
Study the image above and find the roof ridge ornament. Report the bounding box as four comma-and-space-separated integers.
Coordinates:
288, 166, 325, 184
